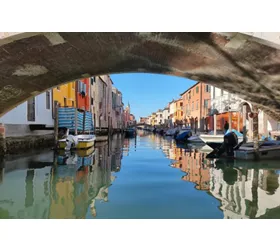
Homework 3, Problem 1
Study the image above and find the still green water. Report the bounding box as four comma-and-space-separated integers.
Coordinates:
0, 131, 280, 219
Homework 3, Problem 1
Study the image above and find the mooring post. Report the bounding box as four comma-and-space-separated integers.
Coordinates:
54, 103, 59, 147
0, 123, 6, 158
214, 114, 217, 135
229, 112, 232, 131
242, 105, 247, 143
252, 106, 260, 160
75, 108, 78, 135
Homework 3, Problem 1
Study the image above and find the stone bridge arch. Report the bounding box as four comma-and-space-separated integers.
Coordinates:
1, 32, 280, 120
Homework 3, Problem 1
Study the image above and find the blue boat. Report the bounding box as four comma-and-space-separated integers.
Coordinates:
175, 129, 192, 142
125, 128, 136, 137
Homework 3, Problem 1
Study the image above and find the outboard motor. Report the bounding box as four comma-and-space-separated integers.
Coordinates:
224, 132, 238, 157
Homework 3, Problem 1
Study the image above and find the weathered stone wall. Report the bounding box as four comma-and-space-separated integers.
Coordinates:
5, 134, 54, 155
1, 32, 280, 121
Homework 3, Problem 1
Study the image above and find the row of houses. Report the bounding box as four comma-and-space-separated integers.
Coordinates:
141, 81, 280, 137
0, 75, 135, 138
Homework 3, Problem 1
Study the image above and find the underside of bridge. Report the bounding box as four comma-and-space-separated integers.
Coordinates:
1, 32, 280, 120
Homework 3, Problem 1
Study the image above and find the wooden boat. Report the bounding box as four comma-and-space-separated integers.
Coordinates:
58, 134, 96, 150
235, 141, 280, 160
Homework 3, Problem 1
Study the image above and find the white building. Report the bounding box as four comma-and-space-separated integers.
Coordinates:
210, 85, 280, 137
0, 91, 54, 137
169, 100, 176, 124
162, 106, 171, 126
155, 109, 163, 125
210, 86, 243, 114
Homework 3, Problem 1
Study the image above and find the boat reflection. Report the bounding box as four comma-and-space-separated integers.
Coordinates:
0, 135, 124, 219
1, 134, 280, 219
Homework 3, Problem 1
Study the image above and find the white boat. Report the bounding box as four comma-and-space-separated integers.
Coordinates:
58, 134, 96, 150
200, 131, 243, 144
235, 141, 280, 160
187, 135, 204, 143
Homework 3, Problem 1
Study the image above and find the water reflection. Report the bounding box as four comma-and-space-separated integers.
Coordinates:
0, 132, 280, 219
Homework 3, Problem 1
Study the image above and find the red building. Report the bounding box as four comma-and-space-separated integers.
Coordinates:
76, 78, 90, 111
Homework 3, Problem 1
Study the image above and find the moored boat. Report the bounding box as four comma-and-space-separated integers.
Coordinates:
187, 135, 204, 144
124, 128, 136, 137
235, 141, 280, 160
201, 129, 243, 149
58, 134, 96, 150
175, 128, 192, 142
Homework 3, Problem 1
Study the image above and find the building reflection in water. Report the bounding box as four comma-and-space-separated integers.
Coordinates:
162, 134, 280, 219
0, 135, 124, 219
209, 159, 280, 219
1, 132, 280, 219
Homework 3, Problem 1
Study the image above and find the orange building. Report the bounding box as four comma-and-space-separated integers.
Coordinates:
76, 78, 90, 111
180, 82, 211, 132
174, 98, 184, 125
171, 148, 210, 191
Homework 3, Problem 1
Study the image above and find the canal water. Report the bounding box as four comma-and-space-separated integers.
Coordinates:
1, 130, 280, 219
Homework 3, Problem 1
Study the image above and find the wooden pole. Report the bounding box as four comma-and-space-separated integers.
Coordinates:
214, 114, 217, 135
252, 106, 259, 160
229, 112, 232, 131
242, 105, 247, 143
75, 108, 78, 135
54, 104, 59, 147
83, 110, 86, 133
237, 112, 240, 132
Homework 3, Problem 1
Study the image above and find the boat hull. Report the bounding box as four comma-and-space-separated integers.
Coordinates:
235, 146, 280, 160
58, 135, 96, 150
200, 134, 243, 144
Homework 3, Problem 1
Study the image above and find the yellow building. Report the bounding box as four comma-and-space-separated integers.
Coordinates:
52, 81, 76, 107
151, 113, 156, 126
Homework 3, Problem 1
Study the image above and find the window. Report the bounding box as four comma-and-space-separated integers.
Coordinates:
204, 99, 208, 108
72, 82, 75, 89
91, 77, 95, 85
180, 102, 183, 107
213, 87, 216, 99
181, 111, 183, 116
72, 101, 75, 107
91, 98, 94, 105
64, 98, 67, 107
188, 91, 191, 99
196, 86, 199, 93
196, 100, 199, 110
57, 85, 60, 90
192, 102, 194, 111
46, 91, 50, 110
205, 85, 210, 92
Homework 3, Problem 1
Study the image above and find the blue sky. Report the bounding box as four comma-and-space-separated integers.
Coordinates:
111, 73, 196, 120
